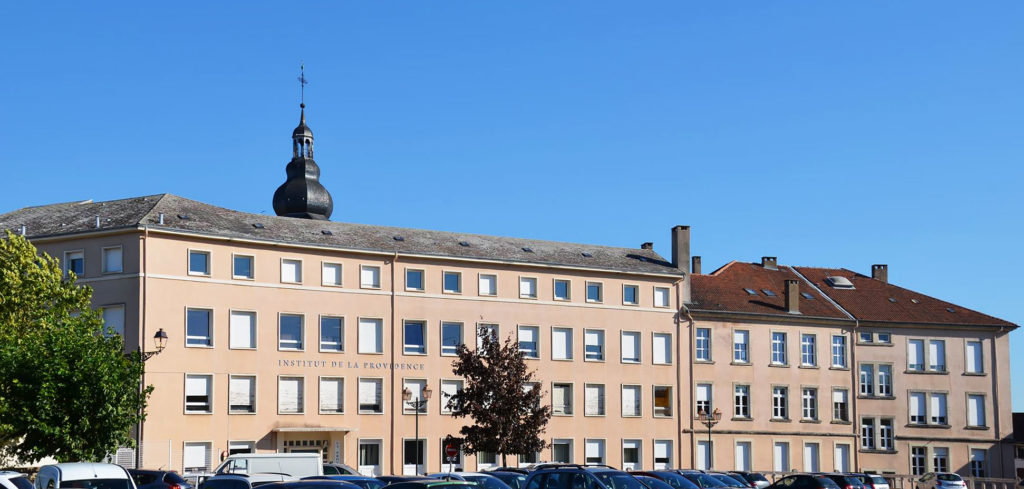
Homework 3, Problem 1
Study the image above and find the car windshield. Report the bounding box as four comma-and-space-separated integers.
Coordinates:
868, 477, 886, 485
710, 476, 743, 487
464, 476, 511, 489
649, 474, 697, 489
814, 478, 841, 489
490, 474, 526, 489
61, 480, 132, 489
682, 475, 727, 489
592, 473, 646, 489
937, 476, 962, 482
637, 478, 673, 489
10, 477, 34, 489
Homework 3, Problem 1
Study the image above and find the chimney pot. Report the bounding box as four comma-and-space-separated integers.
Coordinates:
20, 225, 26, 236
762, 256, 778, 270
641, 242, 653, 250
872, 264, 888, 283
95, 216, 101, 228
784, 279, 800, 314
692, 256, 702, 275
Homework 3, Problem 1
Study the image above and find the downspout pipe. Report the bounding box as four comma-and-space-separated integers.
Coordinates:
388, 252, 398, 474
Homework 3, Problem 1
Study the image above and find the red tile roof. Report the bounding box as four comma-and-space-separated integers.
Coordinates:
793, 266, 1015, 327
689, 261, 849, 319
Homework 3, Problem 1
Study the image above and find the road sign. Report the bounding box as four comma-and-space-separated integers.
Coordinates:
445, 443, 458, 458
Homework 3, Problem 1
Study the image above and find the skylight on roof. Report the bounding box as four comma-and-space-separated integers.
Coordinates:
825, 276, 855, 289
177, 214, 191, 220
946, 307, 956, 313
888, 297, 897, 303
459, 241, 470, 247
800, 292, 814, 300
762, 289, 776, 297
911, 298, 920, 304
393, 236, 404, 242
522, 247, 534, 253
321, 230, 333, 235
744, 288, 758, 295
252, 223, 264, 229
581, 252, 593, 258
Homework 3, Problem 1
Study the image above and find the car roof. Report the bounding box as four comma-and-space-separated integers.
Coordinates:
0, 473, 27, 479
45, 463, 131, 480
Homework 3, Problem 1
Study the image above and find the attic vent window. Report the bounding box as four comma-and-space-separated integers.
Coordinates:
393, 236, 404, 242
252, 223, 265, 229
911, 298, 920, 304
762, 289, 776, 297
177, 214, 191, 220
888, 297, 897, 303
521, 247, 534, 253
743, 288, 758, 296
946, 307, 956, 313
321, 230, 333, 235
800, 292, 815, 300
825, 276, 855, 289
581, 252, 593, 258
458, 241, 470, 247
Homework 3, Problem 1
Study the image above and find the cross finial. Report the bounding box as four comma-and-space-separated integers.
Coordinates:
298, 63, 308, 107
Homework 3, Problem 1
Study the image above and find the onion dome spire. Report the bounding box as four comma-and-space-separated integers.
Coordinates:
272, 66, 334, 220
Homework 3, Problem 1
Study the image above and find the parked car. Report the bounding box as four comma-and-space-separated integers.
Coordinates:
200, 474, 299, 489
385, 481, 477, 489
916, 474, 965, 489
675, 472, 728, 489
260, 483, 377, 489
767, 475, 840, 489
705, 474, 749, 489
376, 477, 436, 486
629, 471, 699, 489
302, 477, 382, 489
726, 473, 768, 489
845, 475, 888, 489
215, 454, 323, 479
35, 463, 138, 489
635, 476, 675, 489
130, 470, 194, 489
0, 472, 34, 489
323, 467, 359, 477
814, 474, 864, 489
428, 473, 511, 489
486, 473, 527, 489
522, 464, 646, 489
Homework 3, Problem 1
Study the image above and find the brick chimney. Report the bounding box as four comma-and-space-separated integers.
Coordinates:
641, 242, 653, 250
671, 225, 691, 304
762, 256, 778, 270
691, 256, 702, 275
872, 264, 888, 283
784, 279, 800, 314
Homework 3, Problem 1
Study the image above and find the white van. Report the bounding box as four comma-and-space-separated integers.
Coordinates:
35, 463, 137, 489
213, 453, 322, 479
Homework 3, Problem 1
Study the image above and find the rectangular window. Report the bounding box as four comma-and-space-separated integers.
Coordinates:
773, 442, 790, 472
279, 314, 304, 350
188, 250, 209, 276
358, 318, 383, 354
861, 418, 875, 449
281, 259, 301, 283
554, 279, 571, 301
403, 439, 426, 472
64, 250, 85, 277
802, 387, 818, 420
278, 376, 304, 414
859, 364, 874, 396
653, 386, 673, 417
586, 282, 603, 303
695, 383, 712, 415
696, 440, 711, 471
404, 320, 427, 355
552, 383, 573, 415
322, 262, 342, 286
831, 335, 847, 368
911, 446, 927, 475
859, 331, 874, 344
622, 385, 642, 417
441, 322, 463, 356
552, 327, 573, 361
931, 393, 948, 425
623, 285, 639, 305
622, 439, 641, 470
832, 389, 849, 422
228, 375, 255, 413
443, 271, 462, 293
403, 379, 428, 414
771, 332, 787, 365
584, 329, 605, 361
552, 439, 573, 463
101, 305, 125, 336
102, 246, 123, 274
834, 444, 850, 472
908, 339, 925, 371
320, 316, 343, 352
966, 340, 983, 374
519, 277, 538, 299
734, 385, 750, 419
652, 333, 671, 364
970, 448, 987, 477
654, 440, 673, 469
877, 365, 892, 397
183, 442, 212, 473
733, 330, 749, 363
909, 392, 927, 424
360, 265, 381, 289
186, 308, 213, 347
477, 323, 498, 350
621, 331, 641, 363
440, 379, 463, 415
185, 374, 212, 413
803, 443, 820, 472
968, 394, 986, 427
585, 439, 606, 465
584, 384, 606, 416
518, 326, 539, 358
358, 378, 383, 413
479, 274, 497, 296
229, 310, 257, 349
735, 442, 751, 471
879, 418, 894, 450
772, 386, 788, 419
695, 328, 711, 362
654, 287, 670, 308
929, 340, 946, 372
933, 447, 949, 472
877, 332, 892, 344
801, 334, 816, 366
233, 255, 253, 279
406, 269, 424, 291
319, 377, 344, 414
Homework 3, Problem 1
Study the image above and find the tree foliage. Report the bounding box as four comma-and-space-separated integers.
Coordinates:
0, 231, 151, 463
449, 325, 551, 466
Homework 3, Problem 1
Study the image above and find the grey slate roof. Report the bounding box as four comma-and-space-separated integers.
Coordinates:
0, 194, 682, 276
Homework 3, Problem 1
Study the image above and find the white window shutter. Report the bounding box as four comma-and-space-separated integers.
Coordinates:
102, 305, 125, 336
320, 379, 342, 413
653, 334, 670, 364
359, 319, 382, 353
552, 329, 570, 360
908, 340, 923, 366
229, 311, 255, 349
229, 377, 254, 407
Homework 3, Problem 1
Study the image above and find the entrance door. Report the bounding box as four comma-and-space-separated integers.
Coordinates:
358, 439, 382, 476
834, 444, 850, 472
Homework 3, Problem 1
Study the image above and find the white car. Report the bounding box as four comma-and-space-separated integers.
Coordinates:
0, 471, 34, 489
35, 463, 137, 489
917, 473, 965, 489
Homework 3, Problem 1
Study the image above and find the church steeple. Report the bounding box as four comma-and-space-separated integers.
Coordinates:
272, 67, 334, 220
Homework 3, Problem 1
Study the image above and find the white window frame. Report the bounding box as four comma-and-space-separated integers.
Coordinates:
553, 279, 571, 301
402, 378, 429, 414
319, 315, 344, 353
518, 325, 540, 359
620, 331, 641, 364
280, 258, 302, 284
584, 383, 606, 417
442, 271, 462, 294
318, 376, 344, 415
622, 284, 639, 306
232, 254, 254, 280
228, 309, 258, 350
652, 332, 672, 365
771, 331, 788, 365
185, 307, 214, 348
277, 375, 305, 414
228, 374, 256, 414
360, 265, 382, 289
734, 384, 750, 419
965, 340, 984, 374
440, 321, 463, 357
358, 317, 384, 354
358, 377, 384, 414
653, 385, 673, 418
695, 328, 711, 362
478, 273, 498, 296
101, 246, 123, 274
552, 382, 574, 416
732, 330, 749, 364
551, 327, 573, 361
831, 335, 848, 368
321, 261, 342, 287
772, 385, 789, 420
405, 268, 425, 292
519, 276, 538, 299
187, 249, 210, 277
403, 320, 428, 355
966, 393, 987, 428
278, 313, 305, 351
585, 281, 603, 303
184, 373, 213, 414
801, 387, 818, 421
621, 384, 642, 417
101, 303, 126, 337
440, 378, 464, 415
584, 328, 605, 362
653, 287, 670, 308
800, 334, 817, 367
832, 388, 850, 422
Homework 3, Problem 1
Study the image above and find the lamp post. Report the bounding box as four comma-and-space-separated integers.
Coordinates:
136, 328, 169, 468
698, 408, 722, 469
402, 384, 432, 474
141, 328, 168, 361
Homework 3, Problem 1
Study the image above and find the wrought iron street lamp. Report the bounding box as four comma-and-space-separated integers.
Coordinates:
403, 384, 432, 474
141, 328, 168, 361
698, 407, 722, 469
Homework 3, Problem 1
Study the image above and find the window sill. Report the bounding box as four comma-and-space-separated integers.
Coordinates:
963, 372, 987, 377
583, 414, 607, 418
403, 352, 428, 356
184, 412, 213, 415
553, 413, 574, 417
317, 349, 345, 354
904, 423, 950, 429
694, 360, 714, 365
229, 411, 257, 415
857, 395, 896, 400
278, 348, 306, 352
904, 370, 948, 375
361, 286, 383, 290
229, 347, 258, 351
358, 411, 384, 415
798, 365, 819, 369
769, 418, 791, 423
831, 420, 852, 425
800, 419, 821, 424
402, 411, 430, 416
442, 290, 462, 295
768, 364, 790, 368
731, 361, 752, 366
621, 360, 641, 365
321, 283, 343, 288
584, 359, 606, 363
731, 417, 753, 422
829, 366, 850, 371
319, 412, 345, 415
965, 426, 990, 431
520, 296, 538, 300
186, 344, 215, 349
859, 449, 897, 454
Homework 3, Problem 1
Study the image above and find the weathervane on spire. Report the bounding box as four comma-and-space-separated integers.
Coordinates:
298, 63, 308, 107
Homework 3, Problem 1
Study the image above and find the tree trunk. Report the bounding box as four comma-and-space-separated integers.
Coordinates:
502, 453, 507, 467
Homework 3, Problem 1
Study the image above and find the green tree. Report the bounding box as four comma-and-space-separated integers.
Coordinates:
0, 231, 151, 463
449, 325, 551, 466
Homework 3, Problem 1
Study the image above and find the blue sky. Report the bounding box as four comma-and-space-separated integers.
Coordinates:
1, 2, 1022, 407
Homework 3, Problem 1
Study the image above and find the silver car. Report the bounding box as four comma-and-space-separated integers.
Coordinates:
847, 474, 889, 489
916, 473, 964, 489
